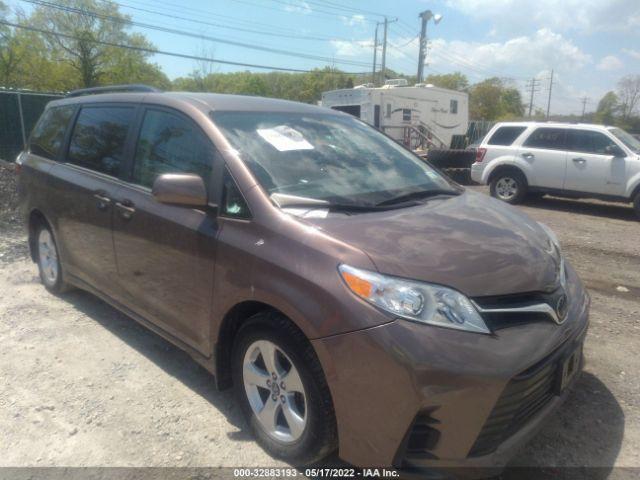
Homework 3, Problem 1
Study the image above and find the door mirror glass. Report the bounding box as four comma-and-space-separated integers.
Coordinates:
152, 173, 208, 207
605, 144, 625, 157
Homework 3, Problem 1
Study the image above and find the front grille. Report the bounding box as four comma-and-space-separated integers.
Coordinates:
468, 355, 559, 457
473, 288, 567, 330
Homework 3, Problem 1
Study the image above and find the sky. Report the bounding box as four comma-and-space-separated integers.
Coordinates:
9, 0, 640, 115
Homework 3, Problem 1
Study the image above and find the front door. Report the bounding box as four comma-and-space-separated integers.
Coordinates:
49, 104, 136, 296
112, 107, 219, 354
563, 129, 627, 196
518, 127, 568, 190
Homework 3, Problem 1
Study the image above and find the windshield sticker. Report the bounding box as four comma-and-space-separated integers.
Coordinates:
257, 126, 314, 152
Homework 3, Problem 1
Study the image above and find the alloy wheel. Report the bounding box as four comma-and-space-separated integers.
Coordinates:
38, 229, 59, 285
495, 177, 518, 201
242, 340, 307, 443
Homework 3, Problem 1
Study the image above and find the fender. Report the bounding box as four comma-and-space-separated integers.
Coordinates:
624, 165, 640, 200
481, 155, 532, 185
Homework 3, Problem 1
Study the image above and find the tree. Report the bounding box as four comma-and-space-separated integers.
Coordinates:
424, 72, 469, 91
617, 75, 640, 121
594, 91, 620, 125
469, 77, 524, 120
29, 0, 163, 88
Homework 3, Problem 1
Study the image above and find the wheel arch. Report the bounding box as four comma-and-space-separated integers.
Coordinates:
215, 301, 313, 390
487, 163, 529, 186
27, 208, 52, 263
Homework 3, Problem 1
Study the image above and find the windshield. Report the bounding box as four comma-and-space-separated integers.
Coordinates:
609, 127, 640, 153
212, 111, 457, 207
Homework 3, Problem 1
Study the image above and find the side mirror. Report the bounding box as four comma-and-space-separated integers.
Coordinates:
605, 144, 626, 158
152, 173, 208, 207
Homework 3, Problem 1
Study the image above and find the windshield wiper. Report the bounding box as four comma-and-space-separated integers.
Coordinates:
375, 189, 461, 207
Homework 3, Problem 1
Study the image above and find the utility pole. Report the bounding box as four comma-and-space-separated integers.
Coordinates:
371, 23, 379, 85
526, 77, 541, 117
545, 69, 554, 120
379, 17, 397, 86
417, 12, 429, 83
580, 97, 589, 121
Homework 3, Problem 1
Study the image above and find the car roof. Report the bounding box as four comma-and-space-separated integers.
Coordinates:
48, 91, 340, 115
491, 121, 613, 130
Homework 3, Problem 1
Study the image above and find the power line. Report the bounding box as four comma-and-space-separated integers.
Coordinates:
20, 0, 372, 67
0, 19, 369, 75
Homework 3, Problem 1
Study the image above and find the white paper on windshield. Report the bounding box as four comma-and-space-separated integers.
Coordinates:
257, 126, 314, 151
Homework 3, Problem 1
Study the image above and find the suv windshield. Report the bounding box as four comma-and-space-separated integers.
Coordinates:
609, 127, 640, 153
212, 111, 457, 207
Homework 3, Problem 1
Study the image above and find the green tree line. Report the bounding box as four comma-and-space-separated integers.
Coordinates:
1, 0, 638, 127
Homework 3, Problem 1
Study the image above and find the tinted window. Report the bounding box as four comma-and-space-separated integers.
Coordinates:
132, 109, 214, 188
450, 99, 458, 114
29, 106, 75, 160
523, 128, 566, 150
567, 130, 619, 155
68, 106, 134, 176
487, 126, 526, 146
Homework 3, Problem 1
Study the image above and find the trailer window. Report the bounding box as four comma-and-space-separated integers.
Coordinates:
386, 103, 391, 118
402, 109, 411, 122
450, 100, 458, 114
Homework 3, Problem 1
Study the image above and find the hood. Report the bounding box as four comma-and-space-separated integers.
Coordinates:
301, 190, 560, 297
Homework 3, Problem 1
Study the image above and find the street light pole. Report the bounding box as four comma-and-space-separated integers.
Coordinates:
417, 10, 442, 84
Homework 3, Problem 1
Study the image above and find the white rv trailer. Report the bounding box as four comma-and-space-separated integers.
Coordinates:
321, 80, 469, 150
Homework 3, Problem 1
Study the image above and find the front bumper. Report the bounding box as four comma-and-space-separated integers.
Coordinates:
312, 265, 589, 475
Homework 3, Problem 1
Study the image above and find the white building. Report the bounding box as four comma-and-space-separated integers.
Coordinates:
321, 79, 469, 150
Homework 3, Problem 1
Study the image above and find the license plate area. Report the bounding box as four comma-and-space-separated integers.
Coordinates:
557, 343, 582, 393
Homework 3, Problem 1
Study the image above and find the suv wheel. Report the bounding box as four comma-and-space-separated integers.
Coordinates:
633, 192, 640, 220
232, 312, 337, 464
490, 171, 527, 204
35, 224, 69, 294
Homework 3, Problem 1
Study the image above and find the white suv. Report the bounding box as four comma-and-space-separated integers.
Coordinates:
471, 122, 640, 217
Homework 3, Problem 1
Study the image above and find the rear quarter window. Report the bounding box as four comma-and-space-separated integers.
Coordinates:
486, 126, 526, 146
29, 105, 75, 160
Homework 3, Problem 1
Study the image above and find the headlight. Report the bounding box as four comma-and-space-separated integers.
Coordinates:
538, 222, 567, 289
338, 264, 490, 334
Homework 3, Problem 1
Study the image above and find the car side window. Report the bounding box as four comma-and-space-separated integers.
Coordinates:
567, 130, 619, 155
29, 105, 75, 160
67, 106, 134, 176
132, 109, 214, 189
222, 169, 251, 219
487, 126, 526, 146
522, 128, 566, 151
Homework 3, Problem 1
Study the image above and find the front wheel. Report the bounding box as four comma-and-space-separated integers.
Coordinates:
232, 313, 337, 464
490, 171, 528, 204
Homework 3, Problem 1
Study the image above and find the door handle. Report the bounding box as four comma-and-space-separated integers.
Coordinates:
572, 157, 586, 164
115, 201, 135, 220
522, 152, 535, 160
93, 193, 111, 211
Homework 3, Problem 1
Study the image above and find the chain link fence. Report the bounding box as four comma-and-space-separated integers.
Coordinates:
0, 90, 63, 162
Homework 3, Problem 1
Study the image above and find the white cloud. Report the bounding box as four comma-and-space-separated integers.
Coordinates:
330, 39, 374, 57
445, 0, 640, 34
283, 1, 312, 15
622, 48, 640, 60
597, 55, 624, 71
340, 14, 366, 27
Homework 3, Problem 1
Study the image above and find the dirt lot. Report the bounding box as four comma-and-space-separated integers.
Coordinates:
1, 163, 639, 477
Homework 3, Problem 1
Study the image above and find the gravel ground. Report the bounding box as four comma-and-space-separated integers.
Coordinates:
0, 164, 639, 477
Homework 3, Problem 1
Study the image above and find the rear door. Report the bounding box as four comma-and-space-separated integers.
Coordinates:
112, 107, 220, 353
564, 129, 627, 196
518, 127, 568, 189
48, 104, 136, 296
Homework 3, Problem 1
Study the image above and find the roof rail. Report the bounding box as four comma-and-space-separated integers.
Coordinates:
66, 84, 161, 98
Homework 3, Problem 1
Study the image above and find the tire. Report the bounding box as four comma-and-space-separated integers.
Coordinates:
633, 193, 640, 220
34, 223, 70, 294
232, 311, 337, 465
490, 170, 528, 204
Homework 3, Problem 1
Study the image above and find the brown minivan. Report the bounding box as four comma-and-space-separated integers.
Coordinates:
17, 85, 589, 477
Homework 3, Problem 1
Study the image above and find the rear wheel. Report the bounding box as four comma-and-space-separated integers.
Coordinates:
35, 224, 69, 294
232, 312, 337, 464
490, 170, 528, 204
